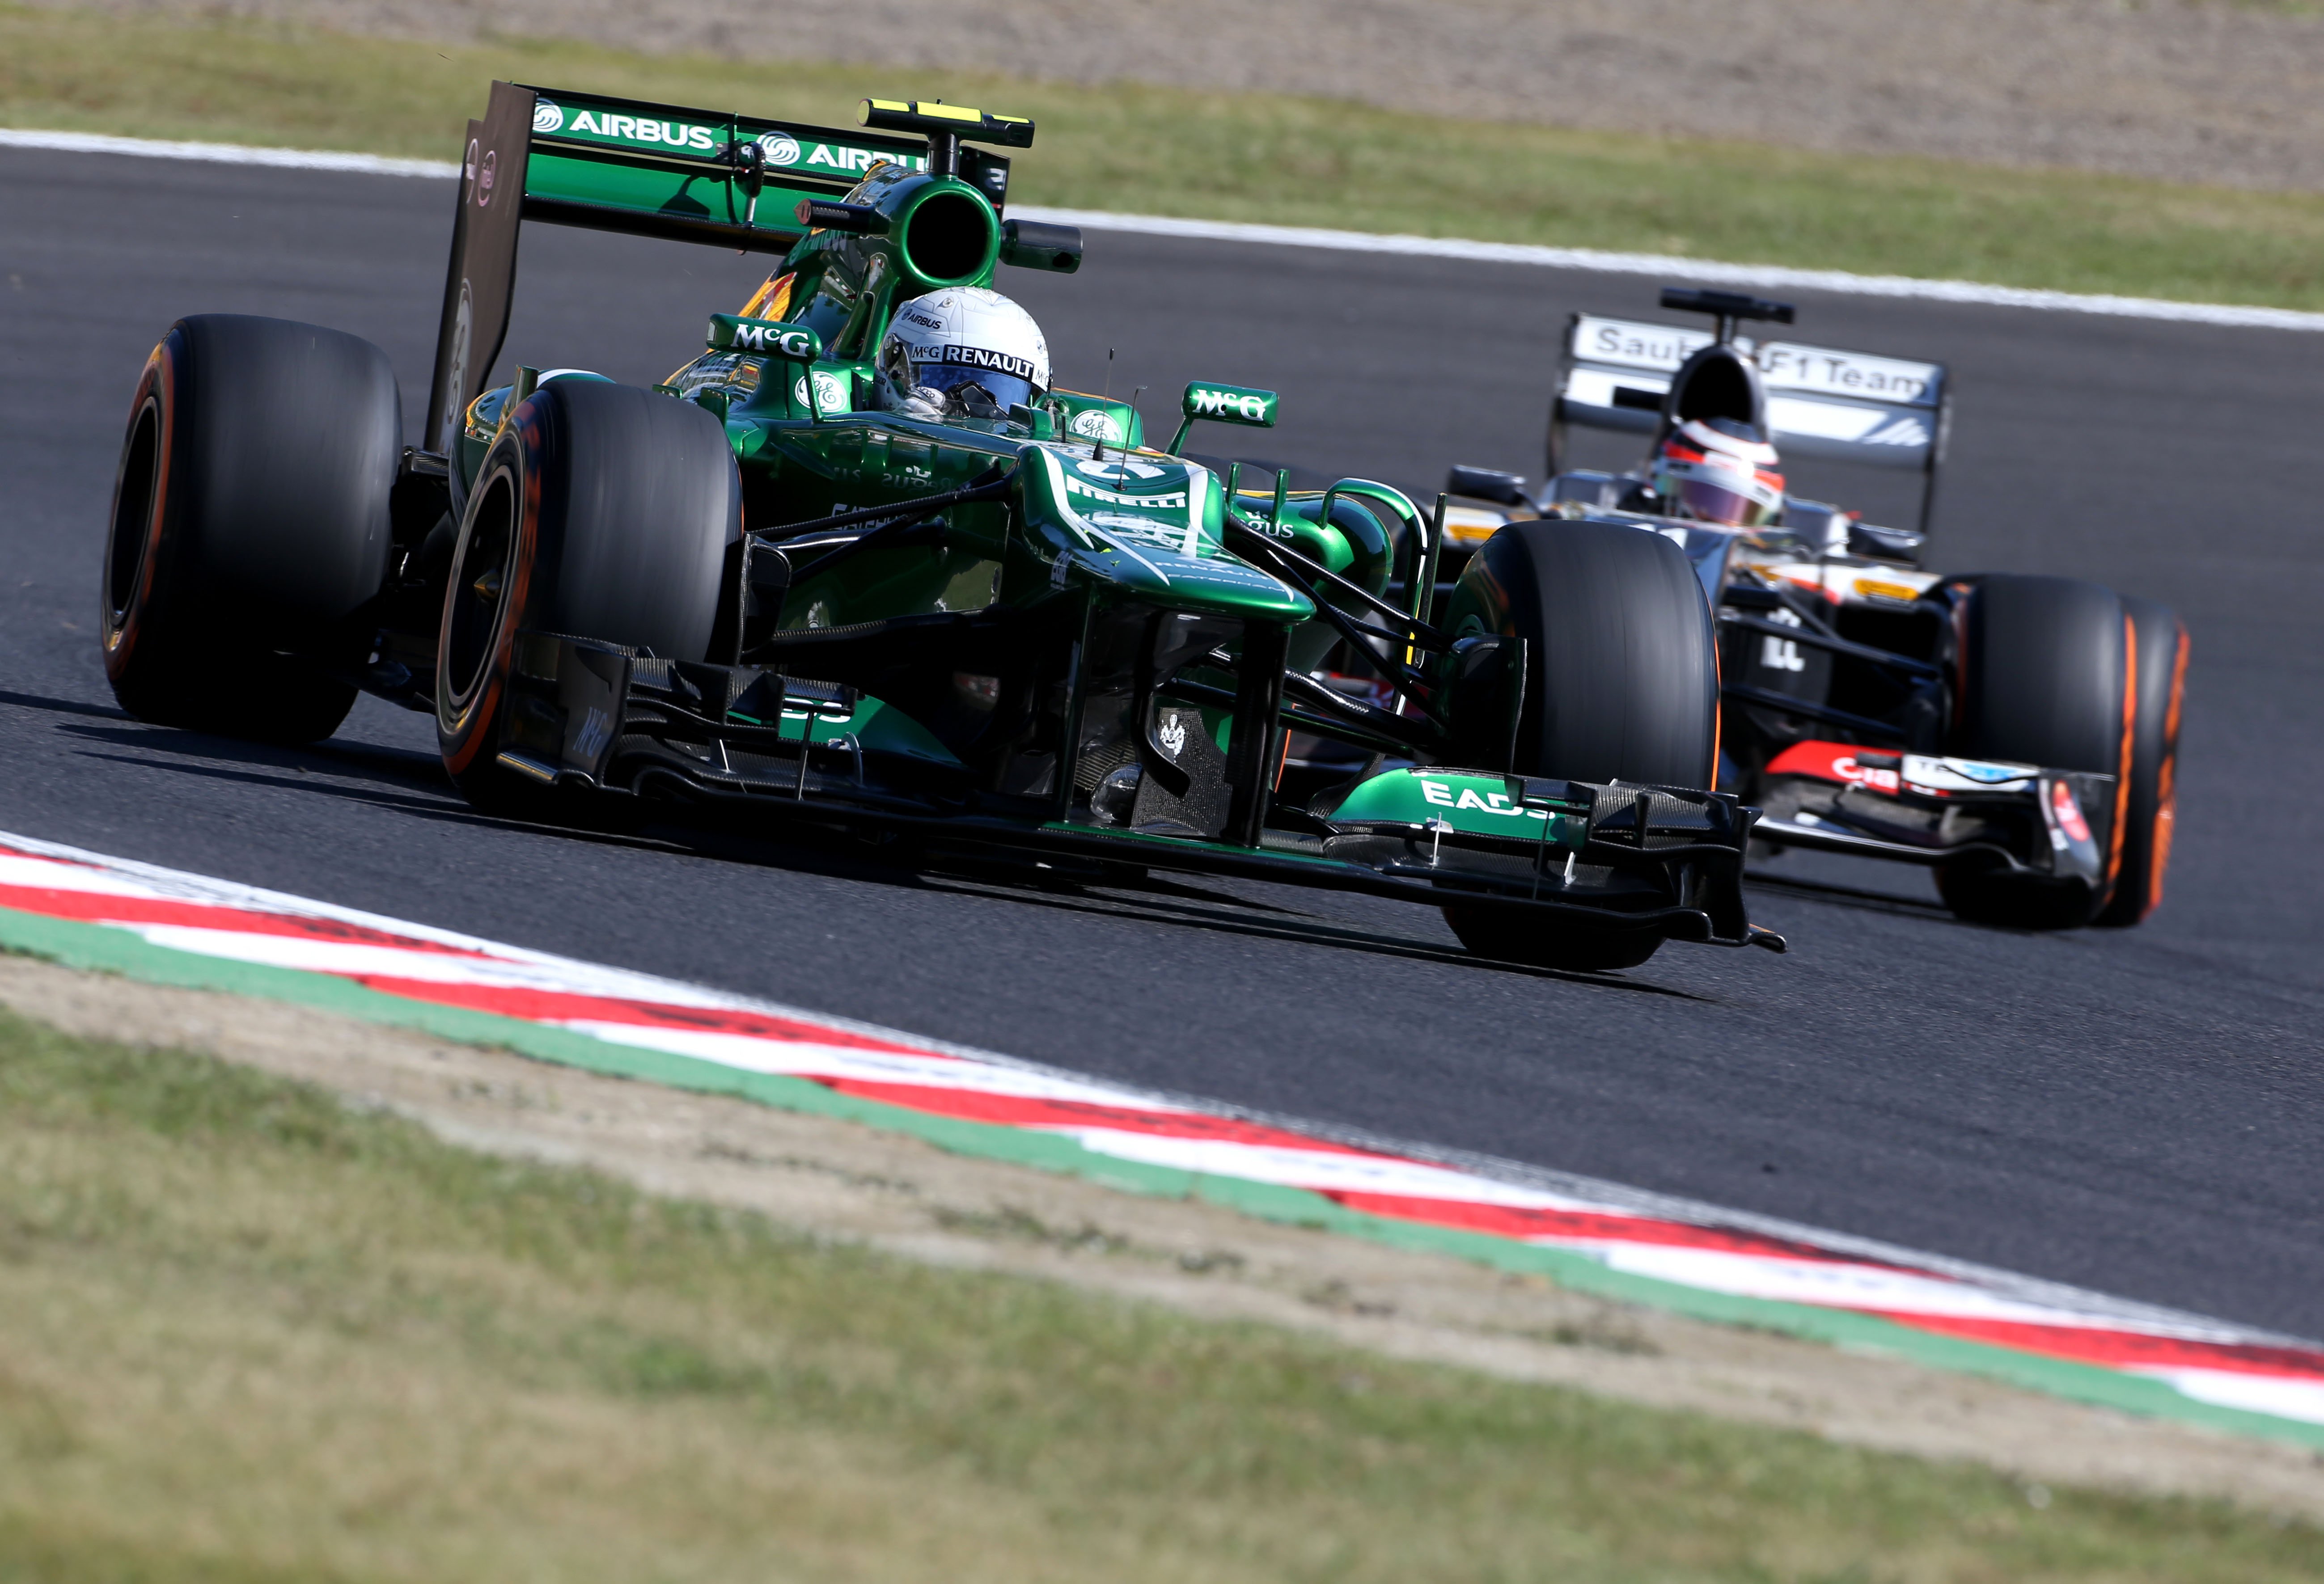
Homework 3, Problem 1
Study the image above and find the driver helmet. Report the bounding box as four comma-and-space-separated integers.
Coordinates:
877, 287, 1050, 421
1650, 417, 1785, 527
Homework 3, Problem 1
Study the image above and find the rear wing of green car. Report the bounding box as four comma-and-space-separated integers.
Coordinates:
423, 81, 1019, 456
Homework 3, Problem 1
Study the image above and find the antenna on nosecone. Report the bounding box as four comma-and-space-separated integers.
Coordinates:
1117, 385, 1147, 486
1093, 347, 1116, 460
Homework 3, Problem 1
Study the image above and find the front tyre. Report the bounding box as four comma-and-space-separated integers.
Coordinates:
436, 379, 739, 810
1937, 574, 2137, 929
101, 316, 398, 742
2090, 595, 2188, 928
1438, 521, 1720, 972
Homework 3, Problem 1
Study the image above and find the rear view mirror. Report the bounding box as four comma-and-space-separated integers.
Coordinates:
999, 218, 1083, 273
1446, 464, 1528, 506
1165, 381, 1278, 453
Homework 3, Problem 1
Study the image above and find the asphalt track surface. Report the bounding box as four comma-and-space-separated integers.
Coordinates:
4, 148, 2320, 1338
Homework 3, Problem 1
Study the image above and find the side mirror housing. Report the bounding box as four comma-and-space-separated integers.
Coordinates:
999, 218, 1082, 273
1165, 381, 1279, 453
1445, 464, 1528, 506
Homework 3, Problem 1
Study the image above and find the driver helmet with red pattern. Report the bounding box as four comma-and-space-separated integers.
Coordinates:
1650, 416, 1785, 528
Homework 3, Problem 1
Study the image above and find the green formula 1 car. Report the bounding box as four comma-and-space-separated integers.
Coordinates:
98, 82, 1782, 972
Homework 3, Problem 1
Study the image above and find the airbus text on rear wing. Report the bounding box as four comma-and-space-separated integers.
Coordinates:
423, 82, 1016, 459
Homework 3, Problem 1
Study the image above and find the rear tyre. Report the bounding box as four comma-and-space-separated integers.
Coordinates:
1438, 521, 1720, 972
435, 379, 739, 811
101, 315, 398, 742
1937, 574, 2132, 929
2091, 595, 2188, 928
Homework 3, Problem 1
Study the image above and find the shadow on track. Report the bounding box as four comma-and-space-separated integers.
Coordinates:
59, 715, 445, 787
1746, 870, 1956, 922
70, 747, 651, 841
62, 716, 1714, 998
902, 871, 1717, 999
0, 687, 136, 724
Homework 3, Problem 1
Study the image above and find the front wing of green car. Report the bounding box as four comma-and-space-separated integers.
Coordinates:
487, 629, 1773, 953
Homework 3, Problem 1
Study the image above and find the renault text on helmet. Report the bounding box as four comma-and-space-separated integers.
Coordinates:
877, 287, 1050, 422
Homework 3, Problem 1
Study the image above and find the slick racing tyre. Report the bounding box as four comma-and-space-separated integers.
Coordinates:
1437, 521, 1719, 972
2090, 595, 2188, 928
102, 315, 398, 743
436, 379, 738, 811
1938, 574, 2138, 930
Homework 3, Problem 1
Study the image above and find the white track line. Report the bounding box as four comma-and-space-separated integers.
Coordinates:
8, 126, 2320, 333
1013, 206, 2324, 334
0, 127, 457, 177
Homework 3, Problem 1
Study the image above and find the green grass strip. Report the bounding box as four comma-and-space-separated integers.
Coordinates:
2, 898, 2317, 1451
8, 5, 2324, 309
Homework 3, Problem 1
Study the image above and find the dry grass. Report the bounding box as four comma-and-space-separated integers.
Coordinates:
4, 1001, 2323, 1581
8, 6, 2324, 306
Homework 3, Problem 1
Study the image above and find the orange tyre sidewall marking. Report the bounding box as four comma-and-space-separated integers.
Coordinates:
1709, 616, 1723, 788
103, 342, 175, 679
2102, 613, 2138, 906
2146, 624, 2190, 917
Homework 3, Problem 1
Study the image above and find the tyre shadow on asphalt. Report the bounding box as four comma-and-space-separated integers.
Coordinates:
61, 721, 708, 855
68, 740, 713, 860
56, 716, 447, 790
662, 817, 1712, 996
0, 687, 140, 724
1743, 870, 2131, 949
1745, 872, 1956, 923
58, 718, 1709, 1000
895, 872, 1715, 999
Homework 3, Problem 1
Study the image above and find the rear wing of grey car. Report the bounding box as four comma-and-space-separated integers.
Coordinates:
1548, 312, 1952, 534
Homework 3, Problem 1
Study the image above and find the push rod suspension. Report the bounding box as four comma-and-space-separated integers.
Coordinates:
1718, 612, 1944, 680
753, 464, 1016, 546
1223, 519, 1450, 652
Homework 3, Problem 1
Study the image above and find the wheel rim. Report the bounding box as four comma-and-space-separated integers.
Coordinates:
440, 462, 519, 724
102, 395, 162, 651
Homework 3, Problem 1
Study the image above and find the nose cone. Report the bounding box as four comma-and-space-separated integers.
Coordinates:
1016, 447, 1316, 621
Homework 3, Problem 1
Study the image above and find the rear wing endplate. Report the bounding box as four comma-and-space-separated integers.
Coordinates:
423, 80, 1011, 457
1550, 313, 1952, 533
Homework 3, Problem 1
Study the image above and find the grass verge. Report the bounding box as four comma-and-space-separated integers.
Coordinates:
1, 1002, 2320, 1580
8, 5, 2324, 309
